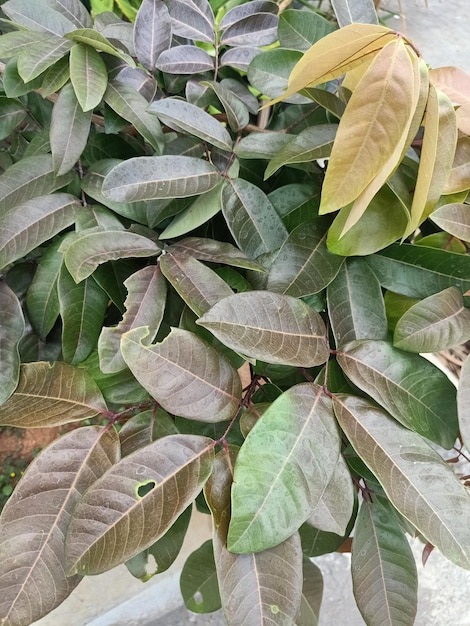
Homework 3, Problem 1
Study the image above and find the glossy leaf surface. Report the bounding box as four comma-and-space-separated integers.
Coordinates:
134, 0, 172, 70
180, 540, 221, 613
352, 498, 418, 626
334, 395, 470, 570
228, 384, 340, 553
99, 265, 166, 373
0, 282, 24, 405
69, 43, 108, 112
367, 244, 470, 298
205, 448, 303, 625
266, 221, 344, 297
0, 427, 119, 626
0, 194, 79, 272
393, 287, 470, 352
327, 258, 387, 347
338, 340, 459, 448
66, 435, 214, 575
50, 83, 92, 175
0, 361, 107, 427
222, 178, 288, 259
160, 253, 233, 317
149, 99, 232, 151
102, 156, 220, 202
430, 203, 470, 242
331, 0, 378, 27
64, 229, 160, 282
199, 291, 328, 367
121, 327, 241, 422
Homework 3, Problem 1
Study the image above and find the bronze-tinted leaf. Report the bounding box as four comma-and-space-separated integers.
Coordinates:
121, 327, 241, 422
0, 361, 107, 428
65, 434, 214, 575
0, 426, 120, 626
0, 281, 24, 405
333, 394, 470, 570
198, 291, 329, 367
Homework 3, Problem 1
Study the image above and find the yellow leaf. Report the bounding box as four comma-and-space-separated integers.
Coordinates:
339, 49, 425, 236
430, 66, 470, 136
444, 136, 470, 194
405, 85, 457, 237
319, 38, 416, 216
268, 23, 397, 106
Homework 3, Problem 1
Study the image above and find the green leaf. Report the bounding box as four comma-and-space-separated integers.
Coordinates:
266, 221, 344, 297
235, 132, 294, 160
51, 83, 92, 175
43, 0, 92, 29
430, 202, 470, 242
168, 237, 266, 272
0, 155, 73, 212
2, 0, 76, 35
26, 237, 64, 339
65, 28, 134, 65
180, 540, 221, 613
104, 80, 163, 151
296, 558, 323, 626
156, 45, 214, 74
352, 498, 418, 626
366, 243, 470, 298
330, 0, 378, 27
0, 427, 119, 626
134, 0, 172, 70
228, 383, 339, 552
121, 327, 241, 422
160, 252, 233, 317
458, 355, 470, 449
17, 35, 72, 82
306, 453, 354, 536
69, 43, 108, 112
65, 434, 214, 575
0, 281, 24, 406
198, 291, 328, 367
327, 258, 388, 348
222, 178, 288, 259
2, 58, 44, 98
165, 0, 214, 44
203, 80, 249, 132
278, 9, 334, 51
38, 56, 71, 98
248, 48, 306, 102
159, 181, 224, 239
149, 98, 232, 152
126, 505, 191, 580
265, 125, 337, 178
63, 229, 161, 282
102, 156, 221, 202
0, 97, 26, 141
0, 193, 79, 272
338, 340, 458, 448
393, 286, 470, 352
58, 265, 109, 365
0, 361, 107, 427
0, 31, 56, 58
333, 394, 470, 570
204, 447, 303, 625
99, 265, 166, 374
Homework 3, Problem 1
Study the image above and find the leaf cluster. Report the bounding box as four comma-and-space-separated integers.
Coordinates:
0, 0, 470, 625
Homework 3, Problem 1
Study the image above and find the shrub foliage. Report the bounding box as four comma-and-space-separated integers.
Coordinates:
0, 0, 470, 624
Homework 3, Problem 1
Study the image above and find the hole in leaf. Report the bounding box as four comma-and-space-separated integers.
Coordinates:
136, 480, 156, 498
270, 605, 280, 614
193, 591, 203, 605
